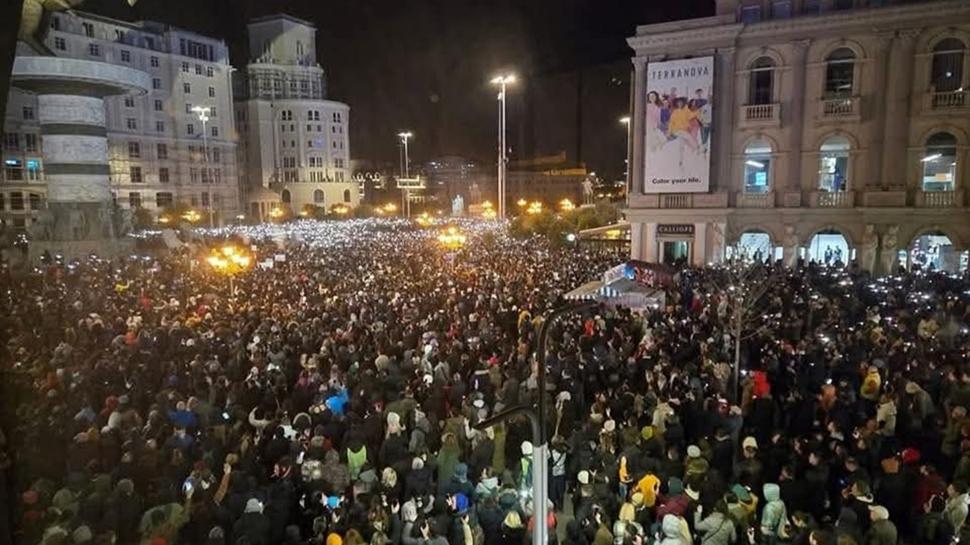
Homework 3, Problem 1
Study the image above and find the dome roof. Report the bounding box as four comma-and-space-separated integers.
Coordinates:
248, 187, 281, 203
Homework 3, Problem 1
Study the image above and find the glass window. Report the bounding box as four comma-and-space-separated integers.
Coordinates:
24, 134, 37, 152
130, 166, 143, 184
187, 124, 194, 135
10, 192, 24, 210
740, 4, 762, 23
54, 37, 66, 51
206, 67, 214, 77
153, 78, 162, 89
125, 118, 137, 130
314, 189, 325, 203
26, 159, 40, 180
82, 23, 93, 37
343, 189, 351, 202
128, 192, 141, 208
4, 133, 19, 150
211, 126, 219, 137
183, 82, 191, 94
748, 57, 774, 105
159, 167, 170, 183
157, 143, 168, 159
931, 39, 965, 93
128, 142, 140, 158
120, 50, 131, 63
743, 139, 772, 193
818, 136, 850, 192
922, 132, 957, 192
281, 190, 291, 203
22, 106, 34, 120
88, 43, 101, 57
156, 192, 173, 208
208, 86, 215, 97
29, 193, 41, 210
824, 48, 855, 97
150, 56, 159, 67
771, 0, 791, 18
124, 96, 135, 108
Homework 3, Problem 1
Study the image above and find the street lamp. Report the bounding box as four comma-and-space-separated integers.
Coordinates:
491, 73, 515, 220
620, 116, 631, 198
182, 209, 202, 224
191, 105, 215, 228
527, 201, 543, 215
437, 225, 466, 249
268, 207, 284, 221
206, 244, 252, 295
559, 198, 575, 212
398, 131, 413, 216
516, 198, 528, 208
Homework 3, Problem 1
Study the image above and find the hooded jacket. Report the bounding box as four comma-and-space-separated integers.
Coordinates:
761, 483, 788, 537
659, 515, 690, 545
694, 510, 736, 545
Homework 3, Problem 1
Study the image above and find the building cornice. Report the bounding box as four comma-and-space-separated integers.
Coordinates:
628, 0, 970, 54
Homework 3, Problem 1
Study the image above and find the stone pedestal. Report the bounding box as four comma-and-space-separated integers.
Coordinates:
10, 54, 150, 260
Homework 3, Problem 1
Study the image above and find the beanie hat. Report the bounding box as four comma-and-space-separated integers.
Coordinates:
454, 493, 470, 514
326, 533, 343, 545
245, 498, 263, 514
522, 441, 534, 456
577, 470, 591, 485
668, 477, 684, 496
72, 526, 93, 544
687, 445, 701, 458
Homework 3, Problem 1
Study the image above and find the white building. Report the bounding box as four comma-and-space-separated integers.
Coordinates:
626, 0, 970, 274
1, 11, 240, 230
233, 15, 357, 219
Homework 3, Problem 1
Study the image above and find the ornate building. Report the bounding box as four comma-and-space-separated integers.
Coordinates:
626, 0, 970, 273
2, 11, 240, 229
233, 15, 357, 220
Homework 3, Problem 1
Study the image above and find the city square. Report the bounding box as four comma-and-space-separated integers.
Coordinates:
1, 1, 970, 545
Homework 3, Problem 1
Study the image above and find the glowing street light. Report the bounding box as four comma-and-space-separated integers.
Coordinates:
206, 244, 252, 295
333, 205, 350, 215
383, 203, 398, 213
437, 225, 467, 249
559, 198, 575, 212
182, 209, 202, 223
526, 201, 543, 215
415, 212, 432, 227
516, 198, 528, 208
268, 207, 284, 220
157, 215, 171, 225
191, 105, 216, 228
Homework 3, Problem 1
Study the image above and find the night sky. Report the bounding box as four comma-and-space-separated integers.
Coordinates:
85, 0, 713, 178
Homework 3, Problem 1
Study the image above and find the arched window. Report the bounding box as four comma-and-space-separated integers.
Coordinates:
922, 132, 957, 192
296, 41, 304, 58
313, 189, 325, 203
931, 39, 965, 92
824, 48, 855, 97
748, 57, 775, 105
743, 139, 772, 193
281, 189, 291, 203
818, 136, 850, 192
343, 189, 351, 203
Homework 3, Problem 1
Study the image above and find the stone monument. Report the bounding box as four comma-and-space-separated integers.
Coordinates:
12, 0, 149, 259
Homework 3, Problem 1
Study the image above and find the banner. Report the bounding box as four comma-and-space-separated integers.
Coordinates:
643, 56, 714, 193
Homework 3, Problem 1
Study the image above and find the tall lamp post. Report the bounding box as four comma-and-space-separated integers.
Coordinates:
191, 105, 215, 228
398, 131, 413, 217
620, 116, 631, 199
491, 74, 515, 220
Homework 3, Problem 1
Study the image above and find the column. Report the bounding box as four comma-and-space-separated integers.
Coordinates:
643, 222, 658, 262
880, 29, 920, 189
787, 40, 811, 192
714, 48, 736, 193
867, 34, 893, 188
782, 225, 799, 267
693, 222, 708, 266
630, 222, 644, 260
629, 57, 648, 197
37, 93, 113, 240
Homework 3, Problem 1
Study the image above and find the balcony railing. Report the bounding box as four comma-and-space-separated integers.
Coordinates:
660, 194, 691, 208
811, 190, 854, 208
819, 96, 860, 120
916, 189, 963, 207
739, 103, 781, 127
736, 191, 774, 208
931, 90, 969, 109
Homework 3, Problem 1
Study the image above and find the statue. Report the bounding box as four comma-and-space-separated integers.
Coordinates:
880, 225, 899, 275
581, 177, 595, 205
116, 209, 133, 237
19, 0, 137, 52
29, 209, 54, 240
860, 224, 878, 273
469, 182, 482, 205
451, 194, 464, 217
68, 207, 87, 240
782, 225, 799, 267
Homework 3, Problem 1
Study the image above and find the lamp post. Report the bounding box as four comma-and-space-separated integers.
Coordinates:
491, 74, 515, 220
206, 244, 252, 296
620, 116, 631, 198
398, 131, 413, 217
191, 106, 215, 228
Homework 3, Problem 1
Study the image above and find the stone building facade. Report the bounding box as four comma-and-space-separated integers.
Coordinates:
626, 0, 970, 273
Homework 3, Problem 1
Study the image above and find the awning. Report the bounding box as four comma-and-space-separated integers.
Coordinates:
597, 277, 666, 309
579, 221, 630, 239
564, 280, 603, 301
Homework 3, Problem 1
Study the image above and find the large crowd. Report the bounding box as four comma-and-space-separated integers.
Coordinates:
1, 218, 969, 545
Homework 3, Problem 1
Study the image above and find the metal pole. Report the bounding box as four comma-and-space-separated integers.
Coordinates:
533, 300, 596, 545
499, 82, 507, 220
403, 135, 410, 179
200, 114, 214, 228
